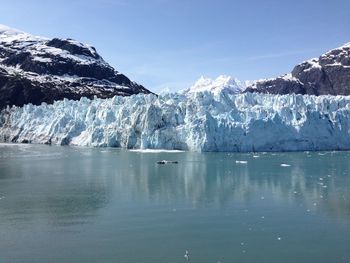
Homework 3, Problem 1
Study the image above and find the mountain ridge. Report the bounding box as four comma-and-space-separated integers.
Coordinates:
0, 24, 151, 108
245, 42, 350, 95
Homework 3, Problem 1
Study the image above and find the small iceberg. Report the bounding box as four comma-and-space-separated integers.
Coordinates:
280, 163, 291, 167
236, 160, 248, 164
184, 250, 190, 261
156, 160, 179, 164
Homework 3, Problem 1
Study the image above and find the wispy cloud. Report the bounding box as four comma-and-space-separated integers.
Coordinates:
247, 48, 325, 61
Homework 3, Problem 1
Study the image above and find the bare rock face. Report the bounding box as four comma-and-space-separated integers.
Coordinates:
245, 43, 350, 96
0, 25, 151, 108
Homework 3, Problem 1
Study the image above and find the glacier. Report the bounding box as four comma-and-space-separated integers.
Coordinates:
1, 91, 350, 152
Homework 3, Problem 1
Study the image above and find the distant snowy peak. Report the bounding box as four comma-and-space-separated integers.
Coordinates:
0, 24, 150, 108
185, 75, 245, 95
245, 42, 350, 96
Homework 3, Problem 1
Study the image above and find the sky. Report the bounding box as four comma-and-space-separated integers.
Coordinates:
1, 0, 350, 92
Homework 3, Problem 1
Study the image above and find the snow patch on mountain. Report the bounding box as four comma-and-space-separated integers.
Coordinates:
0, 24, 47, 48
0, 26, 106, 67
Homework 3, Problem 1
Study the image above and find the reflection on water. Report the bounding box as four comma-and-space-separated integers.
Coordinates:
0, 144, 350, 263
0, 145, 112, 227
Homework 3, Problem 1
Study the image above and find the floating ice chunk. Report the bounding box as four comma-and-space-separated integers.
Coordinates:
280, 164, 291, 167
156, 160, 178, 164
184, 250, 190, 261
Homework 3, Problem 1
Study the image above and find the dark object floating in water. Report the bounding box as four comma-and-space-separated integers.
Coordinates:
156, 160, 178, 164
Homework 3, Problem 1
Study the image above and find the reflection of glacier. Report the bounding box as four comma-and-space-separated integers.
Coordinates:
1, 92, 350, 152
119, 151, 350, 221
1, 145, 350, 225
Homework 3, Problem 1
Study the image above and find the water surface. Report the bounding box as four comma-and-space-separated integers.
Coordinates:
1, 144, 350, 263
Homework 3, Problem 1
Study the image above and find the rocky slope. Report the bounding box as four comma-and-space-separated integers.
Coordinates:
0, 25, 150, 108
245, 43, 350, 95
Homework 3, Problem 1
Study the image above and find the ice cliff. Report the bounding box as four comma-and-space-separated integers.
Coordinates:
1, 91, 350, 152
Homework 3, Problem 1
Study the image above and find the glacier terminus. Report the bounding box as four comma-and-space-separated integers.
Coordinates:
1, 90, 350, 152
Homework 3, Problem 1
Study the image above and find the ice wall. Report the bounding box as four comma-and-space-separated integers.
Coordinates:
1, 92, 350, 152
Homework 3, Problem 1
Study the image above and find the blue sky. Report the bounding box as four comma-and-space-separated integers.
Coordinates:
2, 0, 350, 92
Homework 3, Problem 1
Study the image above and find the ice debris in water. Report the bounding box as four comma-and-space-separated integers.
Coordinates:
184, 250, 190, 261
1, 91, 350, 152
280, 164, 291, 167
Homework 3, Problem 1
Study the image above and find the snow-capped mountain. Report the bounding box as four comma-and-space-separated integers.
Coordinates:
245, 43, 350, 95
183, 75, 244, 95
1, 92, 350, 152
0, 24, 150, 108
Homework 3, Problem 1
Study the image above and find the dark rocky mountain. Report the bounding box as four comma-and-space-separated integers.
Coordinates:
245, 43, 350, 95
0, 25, 151, 109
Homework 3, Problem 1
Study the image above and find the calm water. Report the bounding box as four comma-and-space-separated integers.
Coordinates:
0, 144, 350, 263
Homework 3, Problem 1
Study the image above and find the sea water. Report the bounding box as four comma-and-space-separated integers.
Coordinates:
0, 144, 350, 263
